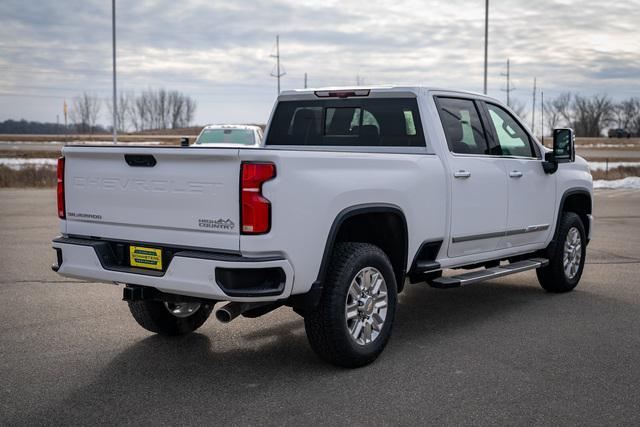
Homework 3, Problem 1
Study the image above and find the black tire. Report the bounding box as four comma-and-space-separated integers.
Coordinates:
304, 242, 397, 368
127, 299, 214, 336
537, 212, 586, 293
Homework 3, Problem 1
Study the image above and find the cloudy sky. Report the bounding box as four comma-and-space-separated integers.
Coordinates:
1, 0, 639, 126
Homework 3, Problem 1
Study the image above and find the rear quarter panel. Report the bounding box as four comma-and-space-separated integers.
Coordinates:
239, 149, 447, 295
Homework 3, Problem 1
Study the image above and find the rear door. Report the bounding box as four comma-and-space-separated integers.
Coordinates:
63, 147, 241, 251
435, 97, 508, 257
481, 102, 556, 248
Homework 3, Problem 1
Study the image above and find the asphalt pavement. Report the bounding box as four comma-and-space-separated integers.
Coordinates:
1, 189, 639, 425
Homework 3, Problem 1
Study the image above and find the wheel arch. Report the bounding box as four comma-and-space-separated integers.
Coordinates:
287, 204, 408, 313
557, 188, 592, 240
317, 203, 408, 290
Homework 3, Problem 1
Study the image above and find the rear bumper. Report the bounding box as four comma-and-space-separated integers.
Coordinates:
52, 237, 294, 302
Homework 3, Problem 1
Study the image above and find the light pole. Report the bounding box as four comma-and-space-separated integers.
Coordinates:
112, 0, 117, 143
483, 0, 489, 95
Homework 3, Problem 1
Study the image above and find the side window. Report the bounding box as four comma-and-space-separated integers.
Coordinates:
436, 97, 489, 155
486, 104, 535, 157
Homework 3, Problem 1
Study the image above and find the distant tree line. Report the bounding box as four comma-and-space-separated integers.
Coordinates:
107, 89, 197, 132
543, 93, 640, 137
0, 89, 197, 135
0, 119, 85, 134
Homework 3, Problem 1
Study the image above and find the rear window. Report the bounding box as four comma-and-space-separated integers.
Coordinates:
196, 129, 256, 145
265, 98, 425, 147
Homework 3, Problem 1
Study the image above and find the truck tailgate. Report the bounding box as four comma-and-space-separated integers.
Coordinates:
62, 146, 241, 251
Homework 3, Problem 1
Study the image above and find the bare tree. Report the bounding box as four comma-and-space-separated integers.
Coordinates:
629, 98, 640, 137
613, 98, 638, 130
509, 99, 527, 120
553, 92, 573, 127
168, 91, 184, 129
69, 93, 101, 134
543, 98, 561, 133
572, 94, 613, 137
182, 96, 196, 128
106, 92, 132, 132
130, 89, 153, 131
127, 88, 197, 131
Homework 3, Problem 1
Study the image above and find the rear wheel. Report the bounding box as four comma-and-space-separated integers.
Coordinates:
537, 212, 586, 293
304, 242, 397, 368
127, 299, 214, 336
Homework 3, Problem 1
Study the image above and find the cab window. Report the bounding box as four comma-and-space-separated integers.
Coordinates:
267, 98, 425, 147
485, 104, 535, 157
435, 97, 489, 155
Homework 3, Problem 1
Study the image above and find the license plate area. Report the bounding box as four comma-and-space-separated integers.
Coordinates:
129, 246, 163, 271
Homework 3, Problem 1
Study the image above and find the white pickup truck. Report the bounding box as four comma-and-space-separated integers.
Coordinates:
52, 86, 593, 367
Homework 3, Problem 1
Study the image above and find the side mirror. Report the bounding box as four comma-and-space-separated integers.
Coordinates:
542, 151, 558, 174
180, 137, 190, 147
552, 128, 575, 163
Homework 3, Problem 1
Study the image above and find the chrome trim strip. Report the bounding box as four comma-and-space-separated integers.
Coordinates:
452, 224, 549, 243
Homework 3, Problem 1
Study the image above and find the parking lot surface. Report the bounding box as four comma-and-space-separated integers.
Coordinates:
1, 189, 639, 425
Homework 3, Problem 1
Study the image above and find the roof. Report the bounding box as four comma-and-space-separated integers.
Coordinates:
278, 85, 495, 101
201, 124, 261, 131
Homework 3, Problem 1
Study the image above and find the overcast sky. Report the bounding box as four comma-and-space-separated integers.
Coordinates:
1, 0, 639, 126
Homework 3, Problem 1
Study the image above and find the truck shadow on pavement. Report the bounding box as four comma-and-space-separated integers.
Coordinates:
18, 279, 622, 424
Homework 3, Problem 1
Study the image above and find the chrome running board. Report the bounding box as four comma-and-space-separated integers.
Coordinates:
430, 258, 549, 289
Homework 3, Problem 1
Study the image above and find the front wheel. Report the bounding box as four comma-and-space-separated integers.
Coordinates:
304, 242, 397, 368
128, 298, 214, 336
537, 212, 587, 293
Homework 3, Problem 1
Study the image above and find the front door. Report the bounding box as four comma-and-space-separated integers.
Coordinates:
435, 97, 508, 257
482, 102, 556, 248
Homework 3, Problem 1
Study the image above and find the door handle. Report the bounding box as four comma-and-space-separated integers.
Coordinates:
454, 170, 471, 179
509, 170, 523, 178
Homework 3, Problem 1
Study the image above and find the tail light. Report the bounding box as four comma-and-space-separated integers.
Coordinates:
240, 162, 275, 234
57, 157, 65, 219
314, 89, 370, 98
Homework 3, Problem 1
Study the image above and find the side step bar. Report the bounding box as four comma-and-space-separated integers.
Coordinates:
430, 258, 549, 289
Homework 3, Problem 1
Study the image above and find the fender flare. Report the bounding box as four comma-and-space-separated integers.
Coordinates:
288, 203, 408, 312
548, 188, 593, 254
556, 188, 592, 230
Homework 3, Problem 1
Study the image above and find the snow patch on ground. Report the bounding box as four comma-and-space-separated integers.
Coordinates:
0, 158, 57, 169
593, 177, 640, 189
0, 140, 166, 146
579, 143, 638, 148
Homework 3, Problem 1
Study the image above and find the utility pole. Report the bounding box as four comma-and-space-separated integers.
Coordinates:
483, 0, 489, 94
540, 90, 544, 144
111, 0, 117, 143
531, 77, 537, 133
356, 73, 361, 86
304, 72, 307, 89
500, 58, 515, 107
270, 35, 285, 94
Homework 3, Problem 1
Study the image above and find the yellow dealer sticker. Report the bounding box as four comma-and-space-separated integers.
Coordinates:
129, 246, 163, 270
